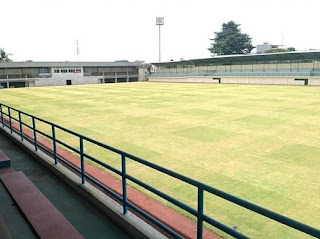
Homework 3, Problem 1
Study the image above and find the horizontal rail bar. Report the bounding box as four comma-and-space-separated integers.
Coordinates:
1, 104, 83, 137
201, 185, 320, 238
85, 173, 122, 202
127, 201, 183, 239
21, 121, 33, 130
203, 214, 249, 239
11, 126, 21, 135
55, 138, 81, 155
35, 129, 53, 141
58, 156, 82, 174
125, 153, 201, 187
7, 115, 19, 123
83, 152, 122, 176
126, 174, 198, 217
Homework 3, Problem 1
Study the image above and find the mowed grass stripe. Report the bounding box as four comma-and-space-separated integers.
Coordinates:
0, 82, 319, 239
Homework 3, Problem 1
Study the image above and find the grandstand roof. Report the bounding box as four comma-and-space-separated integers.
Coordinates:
0, 61, 143, 68
153, 50, 320, 66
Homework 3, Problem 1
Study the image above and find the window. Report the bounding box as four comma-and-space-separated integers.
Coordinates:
54, 69, 60, 73
75, 68, 81, 73
61, 69, 68, 73
69, 69, 75, 73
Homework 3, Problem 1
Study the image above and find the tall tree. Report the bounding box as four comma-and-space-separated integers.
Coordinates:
0, 48, 12, 62
208, 21, 253, 55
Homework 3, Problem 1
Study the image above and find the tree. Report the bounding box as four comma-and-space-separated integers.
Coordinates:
0, 48, 12, 62
208, 21, 253, 56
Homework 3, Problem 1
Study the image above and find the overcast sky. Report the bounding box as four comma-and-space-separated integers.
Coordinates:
1, 0, 319, 63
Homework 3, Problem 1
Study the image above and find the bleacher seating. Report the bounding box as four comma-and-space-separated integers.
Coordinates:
0, 171, 84, 239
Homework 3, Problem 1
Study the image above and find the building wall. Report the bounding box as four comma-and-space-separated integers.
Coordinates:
148, 76, 320, 86
138, 68, 148, 81
33, 67, 100, 86
34, 77, 100, 87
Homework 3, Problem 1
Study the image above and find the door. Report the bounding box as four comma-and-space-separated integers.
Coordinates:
295, 79, 308, 85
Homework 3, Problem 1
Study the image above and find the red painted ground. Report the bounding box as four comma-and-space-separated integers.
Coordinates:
4, 120, 222, 239
0, 171, 84, 239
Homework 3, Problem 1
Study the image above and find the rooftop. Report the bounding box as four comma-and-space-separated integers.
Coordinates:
153, 50, 320, 66
0, 61, 143, 68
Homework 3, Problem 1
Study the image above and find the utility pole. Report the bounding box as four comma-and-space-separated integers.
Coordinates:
76, 40, 79, 62
156, 17, 164, 62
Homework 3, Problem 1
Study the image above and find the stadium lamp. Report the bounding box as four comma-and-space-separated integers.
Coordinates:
156, 17, 164, 62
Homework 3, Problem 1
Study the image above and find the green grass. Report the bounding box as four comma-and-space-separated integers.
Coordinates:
1, 82, 320, 238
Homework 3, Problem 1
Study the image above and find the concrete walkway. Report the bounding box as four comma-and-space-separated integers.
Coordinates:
0, 131, 132, 239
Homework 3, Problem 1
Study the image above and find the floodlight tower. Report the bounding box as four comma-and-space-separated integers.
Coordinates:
156, 17, 164, 62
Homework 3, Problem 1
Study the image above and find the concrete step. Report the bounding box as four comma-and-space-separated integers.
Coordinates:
0, 171, 84, 239
0, 217, 12, 239
0, 149, 10, 168
0, 167, 14, 176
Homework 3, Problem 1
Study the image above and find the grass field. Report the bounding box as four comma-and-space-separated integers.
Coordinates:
0, 82, 319, 238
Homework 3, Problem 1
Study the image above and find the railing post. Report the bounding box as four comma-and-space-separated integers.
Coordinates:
32, 117, 38, 151
0, 104, 4, 127
80, 136, 85, 184
18, 111, 23, 141
197, 187, 204, 239
8, 107, 12, 133
52, 125, 58, 165
121, 154, 128, 214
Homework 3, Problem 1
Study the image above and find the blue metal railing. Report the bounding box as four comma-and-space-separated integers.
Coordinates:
0, 102, 319, 239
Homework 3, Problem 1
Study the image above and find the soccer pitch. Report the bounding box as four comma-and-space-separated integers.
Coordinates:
1, 82, 319, 238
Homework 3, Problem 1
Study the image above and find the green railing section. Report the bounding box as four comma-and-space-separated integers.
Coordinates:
0, 103, 319, 239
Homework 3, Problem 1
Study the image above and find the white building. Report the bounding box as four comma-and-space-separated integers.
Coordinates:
256, 42, 287, 54
0, 61, 146, 88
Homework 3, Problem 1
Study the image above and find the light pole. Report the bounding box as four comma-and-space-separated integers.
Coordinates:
156, 17, 164, 62
76, 40, 79, 62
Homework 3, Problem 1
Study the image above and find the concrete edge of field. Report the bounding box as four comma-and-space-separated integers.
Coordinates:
0, 126, 167, 239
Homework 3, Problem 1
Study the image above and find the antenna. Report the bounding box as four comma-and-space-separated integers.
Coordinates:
76, 40, 79, 61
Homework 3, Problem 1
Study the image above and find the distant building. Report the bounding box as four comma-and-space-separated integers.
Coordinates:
0, 61, 147, 88
256, 42, 287, 54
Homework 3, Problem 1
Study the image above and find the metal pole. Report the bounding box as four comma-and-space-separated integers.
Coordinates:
32, 117, 38, 151
19, 111, 23, 141
80, 136, 85, 184
159, 25, 161, 62
0, 104, 4, 127
52, 125, 58, 165
122, 154, 127, 214
8, 107, 12, 133
197, 188, 204, 239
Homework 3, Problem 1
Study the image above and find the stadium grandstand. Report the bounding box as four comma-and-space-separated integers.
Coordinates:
0, 61, 146, 88
149, 50, 320, 85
